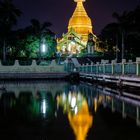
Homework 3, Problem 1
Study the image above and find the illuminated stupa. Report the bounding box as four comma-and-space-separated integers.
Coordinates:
68, 0, 93, 41
57, 0, 97, 55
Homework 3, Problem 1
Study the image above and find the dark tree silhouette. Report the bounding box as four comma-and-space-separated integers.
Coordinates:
99, 6, 140, 61
0, 0, 22, 62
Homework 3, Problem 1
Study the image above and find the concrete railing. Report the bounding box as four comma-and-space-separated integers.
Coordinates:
0, 60, 66, 73
78, 58, 140, 76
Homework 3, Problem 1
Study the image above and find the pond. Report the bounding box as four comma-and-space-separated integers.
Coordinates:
0, 80, 140, 140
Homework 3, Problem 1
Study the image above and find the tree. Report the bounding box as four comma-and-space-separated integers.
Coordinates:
44, 30, 57, 58
124, 6, 140, 59
14, 19, 57, 59
99, 23, 120, 60
30, 19, 53, 60
112, 11, 129, 60
99, 6, 140, 61
0, 0, 22, 61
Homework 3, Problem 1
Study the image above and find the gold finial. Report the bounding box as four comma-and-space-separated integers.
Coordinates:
74, 0, 86, 2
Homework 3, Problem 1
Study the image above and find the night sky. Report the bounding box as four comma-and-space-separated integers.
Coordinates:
14, 0, 140, 37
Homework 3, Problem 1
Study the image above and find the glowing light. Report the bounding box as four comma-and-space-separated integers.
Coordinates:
71, 41, 75, 45
62, 45, 66, 52
62, 93, 66, 103
77, 93, 82, 101
74, 106, 78, 114
68, 100, 93, 140
68, 0, 92, 40
68, 92, 72, 103
41, 43, 46, 53
41, 99, 46, 114
71, 96, 76, 108
77, 45, 81, 51
94, 98, 97, 113
68, 41, 77, 54
68, 44, 71, 52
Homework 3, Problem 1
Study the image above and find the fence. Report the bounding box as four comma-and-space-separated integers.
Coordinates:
78, 59, 140, 76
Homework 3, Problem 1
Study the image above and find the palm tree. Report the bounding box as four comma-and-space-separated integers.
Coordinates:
113, 7, 140, 59
112, 11, 129, 60
0, 0, 22, 62
99, 23, 120, 60
125, 6, 140, 59
99, 6, 140, 60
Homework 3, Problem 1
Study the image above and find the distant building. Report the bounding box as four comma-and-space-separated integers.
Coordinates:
57, 0, 98, 55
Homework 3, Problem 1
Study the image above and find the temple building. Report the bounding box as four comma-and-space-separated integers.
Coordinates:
57, 0, 97, 55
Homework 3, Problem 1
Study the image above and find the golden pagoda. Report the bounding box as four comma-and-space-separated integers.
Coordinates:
57, 0, 97, 55
68, 0, 93, 41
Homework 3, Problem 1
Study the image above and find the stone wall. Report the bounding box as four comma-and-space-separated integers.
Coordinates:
0, 60, 65, 73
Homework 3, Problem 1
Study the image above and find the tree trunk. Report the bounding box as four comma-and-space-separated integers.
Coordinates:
116, 34, 119, 62
122, 31, 125, 60
3, 39, 6, 62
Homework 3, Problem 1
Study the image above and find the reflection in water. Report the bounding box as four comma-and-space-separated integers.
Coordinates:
0, 81, 140, 140
56, 91, 93, 140
68, 100, 93, 140
96, 85, 140, 126
37, 91, 55, 120
0, 92, 16, 119
0, 90, 55, 123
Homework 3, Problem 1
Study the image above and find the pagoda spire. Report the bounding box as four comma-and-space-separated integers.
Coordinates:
74, 0, 86, 2
68, 0, 92, 40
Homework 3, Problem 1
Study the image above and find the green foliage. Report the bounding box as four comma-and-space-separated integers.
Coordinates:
16, 33, 57, 59
13, 19, 57, 59
44, 33, 57, 57
24, 35, 39, 58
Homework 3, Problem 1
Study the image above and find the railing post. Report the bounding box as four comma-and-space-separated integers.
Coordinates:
136, 57, 140, 76
91, 62, 93, 73
111, 60, 115, 75
122, 101, 126, 118
32, 60, 36, 66
101, 60, 107, 74
15, 60, 19, 66
82, 64, 84, 73
96, 62, 99, 74
86, 63, 89, 73
122, 59, 126, 75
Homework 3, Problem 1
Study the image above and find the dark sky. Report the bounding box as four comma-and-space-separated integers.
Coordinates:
14, 0, 140, 37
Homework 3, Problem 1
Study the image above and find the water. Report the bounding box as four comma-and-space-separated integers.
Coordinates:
0, 80, 140, 140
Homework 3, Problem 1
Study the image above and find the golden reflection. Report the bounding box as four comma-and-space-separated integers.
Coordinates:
94, 98, 98, 113
56, 92, 93, 140
68, 99, 93, 140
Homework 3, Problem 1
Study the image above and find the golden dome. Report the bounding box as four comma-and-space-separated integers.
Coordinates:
68, 0, 93, 39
